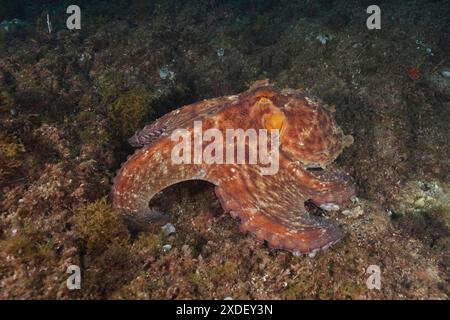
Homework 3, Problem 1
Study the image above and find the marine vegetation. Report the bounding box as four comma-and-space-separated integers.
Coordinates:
73, 197, 130, 254
0, 131, 25, 184
107, 89, 153, 141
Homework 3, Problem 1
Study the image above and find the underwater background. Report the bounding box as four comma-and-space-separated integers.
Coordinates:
0, 0, 449, 299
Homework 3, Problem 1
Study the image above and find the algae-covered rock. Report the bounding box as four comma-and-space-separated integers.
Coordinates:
425, 70, 450, 98
0, 131, 24, 183
74, 197, 130, 254
107, 89, 153, 141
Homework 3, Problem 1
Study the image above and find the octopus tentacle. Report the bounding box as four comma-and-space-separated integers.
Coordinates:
212, 161, 344, 254
113, 143, 345, 253
112, 136, 218, 226
128, 96, 232, 147
287, 162, 355, 209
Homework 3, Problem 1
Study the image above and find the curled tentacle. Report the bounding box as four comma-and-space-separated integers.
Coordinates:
112, 137, 218, 226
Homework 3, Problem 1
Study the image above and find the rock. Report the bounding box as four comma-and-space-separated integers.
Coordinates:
441, 70, 450, 78
392, 180, 448, 215
316, 34, 332, 45
307, 249, 319, 258
216, 48, 225, 58
161, 223, 176, 236
342, 205, 364, 218
159, 66, 175, 81
414, 197, 426, 208
425, 71, 450, 97
0, 19, 23, 32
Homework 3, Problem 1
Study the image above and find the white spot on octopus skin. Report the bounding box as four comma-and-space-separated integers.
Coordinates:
193, 169, 207, 179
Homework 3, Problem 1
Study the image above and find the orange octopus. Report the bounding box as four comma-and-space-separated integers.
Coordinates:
112, 80, 355, 255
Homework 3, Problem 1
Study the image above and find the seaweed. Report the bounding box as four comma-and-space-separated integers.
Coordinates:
107, 88, 153, 141
73, 197, 130, 254
0, 131, 25, 184
0, 224, 54, 263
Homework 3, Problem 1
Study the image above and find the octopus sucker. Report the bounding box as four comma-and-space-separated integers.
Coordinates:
112, 80, 355, 254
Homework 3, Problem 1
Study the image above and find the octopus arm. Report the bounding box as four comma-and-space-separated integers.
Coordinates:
111, 136, 219, 226
212, 163, 344, 254
290, 163, 356, 208
128, 96, 231, 147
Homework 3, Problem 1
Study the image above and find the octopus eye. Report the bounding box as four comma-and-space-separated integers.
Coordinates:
264, 112, 285, 132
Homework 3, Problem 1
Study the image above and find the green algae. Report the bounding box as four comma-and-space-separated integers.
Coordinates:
0, 224, 54, 263
107, 88, 153, 141
0, 131, 25, 184
133, 232, 163, 253
73, 197, 130, 254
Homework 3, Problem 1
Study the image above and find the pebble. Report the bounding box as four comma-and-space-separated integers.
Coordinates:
161, 223, 176, 236
308, 249, 319, 258
342, 205, 364, 218
414, 197, 425, 208
216, 48, 225, 58
441, 70, 450, 78
159, 66, 175, 80
316, 34, 332, 45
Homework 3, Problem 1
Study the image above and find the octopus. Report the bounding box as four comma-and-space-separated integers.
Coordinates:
112, 80, 355, 255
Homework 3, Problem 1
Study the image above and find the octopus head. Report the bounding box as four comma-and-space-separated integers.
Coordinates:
249, 88, 353, 169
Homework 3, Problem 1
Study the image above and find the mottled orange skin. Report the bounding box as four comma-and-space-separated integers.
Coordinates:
112, 80, 355, 255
